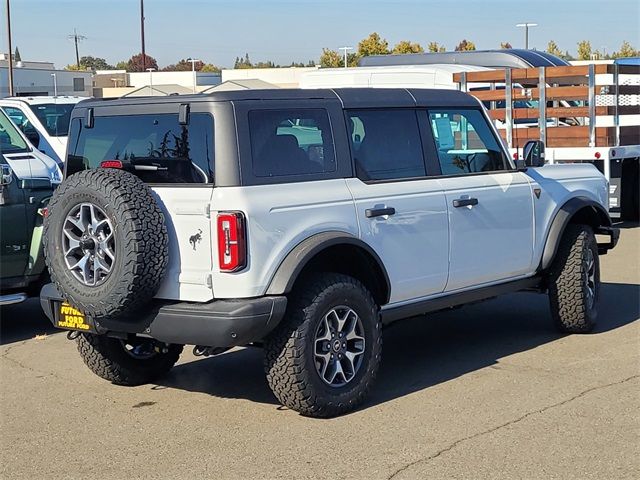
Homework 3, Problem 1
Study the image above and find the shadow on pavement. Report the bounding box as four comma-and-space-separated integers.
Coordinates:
0, 298, 59, 346
158, 282, 639, 411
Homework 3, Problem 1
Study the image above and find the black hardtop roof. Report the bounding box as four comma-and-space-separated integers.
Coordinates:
74, 87, 479, 110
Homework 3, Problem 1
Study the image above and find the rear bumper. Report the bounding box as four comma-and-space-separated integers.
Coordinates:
596, 226, 620, 254
39, 284, 287, 348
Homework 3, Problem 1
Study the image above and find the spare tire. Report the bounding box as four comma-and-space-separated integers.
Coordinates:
44, 169, 168, 319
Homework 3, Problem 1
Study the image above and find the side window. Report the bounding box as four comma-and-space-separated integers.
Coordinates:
67, 113, 214, 184
249, 109, 336, 177
428, 109, 508, 175
2, 107, 32, 133
346, 109, 426, 181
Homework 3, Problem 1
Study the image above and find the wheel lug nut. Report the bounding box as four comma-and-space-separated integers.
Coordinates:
342, 343, 346, 348
338, 354, 342, 359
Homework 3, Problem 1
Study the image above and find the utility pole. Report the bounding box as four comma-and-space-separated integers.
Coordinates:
5, 0, 14, 96
339, 46, 353, 68
516, 23, 538, 50
140, 0, 146, 71
68, 28, 86, 68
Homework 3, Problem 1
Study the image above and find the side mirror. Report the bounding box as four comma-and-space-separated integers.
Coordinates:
24, 129, 40, 148
1, 164, 13, 186
523, 140, 545, 167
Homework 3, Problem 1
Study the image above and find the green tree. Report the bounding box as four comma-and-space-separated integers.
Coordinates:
500, 42, 513, 49
162, 59, 205, 72
546, 40, 563, 57
13, 47, 21, 62
319, 48, 343, 68
392, 40, 424, 54
201, 63, 221, 73
427, 42, 446, 53
454, 39, 476, 51
115, 60, 129, 70
358, 32, 390, 56
613, 40, 639, 58
576, 40, 592, 60
234, 53, 253, 69
67, 55, 113, 71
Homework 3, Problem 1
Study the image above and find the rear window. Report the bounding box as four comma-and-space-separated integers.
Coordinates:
248, 109, 336, 177
28, 103, 75, 136
67, 113, 214, 184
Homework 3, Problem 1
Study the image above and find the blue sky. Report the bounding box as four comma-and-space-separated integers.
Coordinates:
6, 0, 640, 69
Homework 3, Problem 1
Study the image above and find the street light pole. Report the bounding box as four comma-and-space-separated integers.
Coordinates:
146, 68, 155, 96
51, 73, 57, 97
339, 46, 353, 68
188, 58, 201, 94
516, 23, 538, 50
5, 0, 14, 96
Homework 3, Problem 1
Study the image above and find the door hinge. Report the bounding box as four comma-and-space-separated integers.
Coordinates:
205, 274, 213, 289
204, 204, 212, 218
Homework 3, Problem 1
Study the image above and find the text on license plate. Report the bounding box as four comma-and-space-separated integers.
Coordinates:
58, 302, 91, 331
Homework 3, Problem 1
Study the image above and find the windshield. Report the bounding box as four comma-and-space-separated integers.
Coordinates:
0, 110, 29, 154
28, 103, 75, 136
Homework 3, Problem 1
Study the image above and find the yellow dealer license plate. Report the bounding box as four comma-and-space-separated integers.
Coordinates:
56, 302, 93, 332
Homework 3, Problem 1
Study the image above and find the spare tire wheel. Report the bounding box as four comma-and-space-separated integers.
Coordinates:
44, 169, 168, 319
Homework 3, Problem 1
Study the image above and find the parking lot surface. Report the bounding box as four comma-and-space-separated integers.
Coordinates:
1, 224, 638, 480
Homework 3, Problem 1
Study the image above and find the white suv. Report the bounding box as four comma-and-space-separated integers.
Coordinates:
0, 96, 88, 164
39, 89, 618, 417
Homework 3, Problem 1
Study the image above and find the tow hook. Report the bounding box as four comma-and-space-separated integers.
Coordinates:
193, 345, 231, 357
66, 330, 81, 340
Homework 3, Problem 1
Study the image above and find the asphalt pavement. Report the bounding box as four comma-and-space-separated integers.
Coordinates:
1, 223, 638, 480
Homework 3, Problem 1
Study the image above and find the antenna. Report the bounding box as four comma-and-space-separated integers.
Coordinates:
68, 28, 87, 68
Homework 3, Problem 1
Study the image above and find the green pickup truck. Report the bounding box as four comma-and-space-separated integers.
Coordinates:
1, 108, 60, 306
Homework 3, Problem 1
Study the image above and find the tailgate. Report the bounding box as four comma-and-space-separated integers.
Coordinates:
152, 186, 215, 302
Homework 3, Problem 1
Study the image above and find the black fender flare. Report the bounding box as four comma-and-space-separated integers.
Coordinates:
265, 231, 391, 304
540, 196, 611, 271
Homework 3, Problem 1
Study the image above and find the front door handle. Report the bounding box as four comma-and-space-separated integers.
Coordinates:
365, 207, 396, 218
452, 197, 479, 208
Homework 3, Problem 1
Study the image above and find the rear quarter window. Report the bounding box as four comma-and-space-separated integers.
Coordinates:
248, 109, 336, 178
66, 113, 214, 184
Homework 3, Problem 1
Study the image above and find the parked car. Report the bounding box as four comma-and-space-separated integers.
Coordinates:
0, 96, 88, 165
0, 107, 60, 305
39, 89, 617, 417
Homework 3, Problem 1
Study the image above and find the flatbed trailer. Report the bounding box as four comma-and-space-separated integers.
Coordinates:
454, 63, 640, 220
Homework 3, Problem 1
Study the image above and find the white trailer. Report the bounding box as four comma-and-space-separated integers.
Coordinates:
454, 63, 640, 220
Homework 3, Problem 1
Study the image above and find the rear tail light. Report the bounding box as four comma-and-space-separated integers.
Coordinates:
217, 212, 246, 272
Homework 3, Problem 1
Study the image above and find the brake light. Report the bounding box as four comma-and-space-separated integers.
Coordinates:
217, 212, 246, 272
100, 160, 123, 169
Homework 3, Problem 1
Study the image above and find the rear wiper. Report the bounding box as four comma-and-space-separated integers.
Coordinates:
132, 164, 168, 171
130, 160, 168, 171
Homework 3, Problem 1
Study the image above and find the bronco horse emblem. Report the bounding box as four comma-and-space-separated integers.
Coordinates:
189, 229, 203, 250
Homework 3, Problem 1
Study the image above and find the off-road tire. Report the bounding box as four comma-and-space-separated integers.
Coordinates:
76, 333, 183, 386
264, 273, 382, 418
44, 169, 167, 319
548, 224, 599, 333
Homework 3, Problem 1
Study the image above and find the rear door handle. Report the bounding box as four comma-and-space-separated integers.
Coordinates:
452, 197, 479, 208
365, 207, 396, 218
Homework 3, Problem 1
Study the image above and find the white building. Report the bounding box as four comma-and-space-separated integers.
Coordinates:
221, 67, 318, 88
1, 54, 93, 98
94, 70, 221, 97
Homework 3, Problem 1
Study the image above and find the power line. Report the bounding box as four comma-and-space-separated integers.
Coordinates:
68, 28, 87, 68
